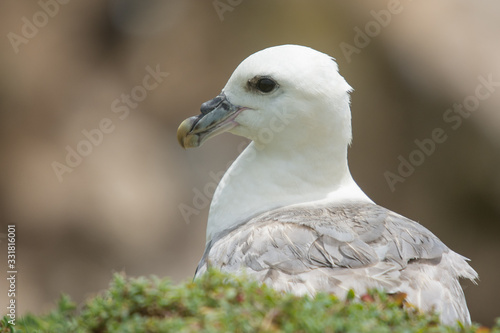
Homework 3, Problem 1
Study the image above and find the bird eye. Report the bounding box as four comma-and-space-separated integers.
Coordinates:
256, 78, 277, 93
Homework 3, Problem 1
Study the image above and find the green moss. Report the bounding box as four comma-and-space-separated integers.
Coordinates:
2, 269, 499, 333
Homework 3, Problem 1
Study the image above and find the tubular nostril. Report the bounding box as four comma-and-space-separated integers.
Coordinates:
200, 94, 225, 115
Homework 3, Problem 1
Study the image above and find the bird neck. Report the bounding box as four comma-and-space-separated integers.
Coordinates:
205, 117, 371, 242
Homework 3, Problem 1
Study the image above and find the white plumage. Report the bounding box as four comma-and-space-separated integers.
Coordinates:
177, 45, 477, 325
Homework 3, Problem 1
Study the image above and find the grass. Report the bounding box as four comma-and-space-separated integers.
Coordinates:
1, 269, 499, 333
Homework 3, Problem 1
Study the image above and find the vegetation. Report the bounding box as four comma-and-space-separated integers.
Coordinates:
2, 269, 499, 333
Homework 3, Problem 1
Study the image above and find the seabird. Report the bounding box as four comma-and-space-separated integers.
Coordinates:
177, 45, 477, 325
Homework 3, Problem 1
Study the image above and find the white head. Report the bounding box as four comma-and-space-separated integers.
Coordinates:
178, 45, 353, 150
178, 45, 369, 241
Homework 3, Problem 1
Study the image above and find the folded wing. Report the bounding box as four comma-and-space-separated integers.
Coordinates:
195, 203, 477, 325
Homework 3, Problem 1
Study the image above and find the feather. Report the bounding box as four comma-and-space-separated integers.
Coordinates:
196, 203, 477, 324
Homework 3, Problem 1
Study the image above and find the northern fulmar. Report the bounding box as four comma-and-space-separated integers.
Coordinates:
177, 45, 477, 325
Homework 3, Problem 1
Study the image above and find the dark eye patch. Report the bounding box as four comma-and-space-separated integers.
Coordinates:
256, 78, 276, 93
247, 76, 278, 94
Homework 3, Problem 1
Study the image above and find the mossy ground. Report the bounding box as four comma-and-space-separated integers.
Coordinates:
1, 269, 499, 333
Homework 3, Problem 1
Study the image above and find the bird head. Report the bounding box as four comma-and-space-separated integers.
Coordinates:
177, 44, 353, 149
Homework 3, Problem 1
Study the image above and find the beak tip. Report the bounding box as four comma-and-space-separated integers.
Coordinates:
176, 131, 186, 149
177, 116, 199, 149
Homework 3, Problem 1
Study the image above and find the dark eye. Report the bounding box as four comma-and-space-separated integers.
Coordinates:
256, 78, 277, 93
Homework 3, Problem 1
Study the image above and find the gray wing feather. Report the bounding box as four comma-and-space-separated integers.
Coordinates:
195, 203, 477, 325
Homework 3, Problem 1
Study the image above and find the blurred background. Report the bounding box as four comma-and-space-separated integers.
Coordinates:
1, 0, 499, 326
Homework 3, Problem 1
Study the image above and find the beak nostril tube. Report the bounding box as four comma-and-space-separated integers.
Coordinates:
177, 92, 241, 149
200, 93, 225, 115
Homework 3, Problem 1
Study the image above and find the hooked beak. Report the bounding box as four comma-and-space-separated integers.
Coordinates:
177, 93, 245, 148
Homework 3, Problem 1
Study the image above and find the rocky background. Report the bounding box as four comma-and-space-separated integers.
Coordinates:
0, 0, 499, 326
